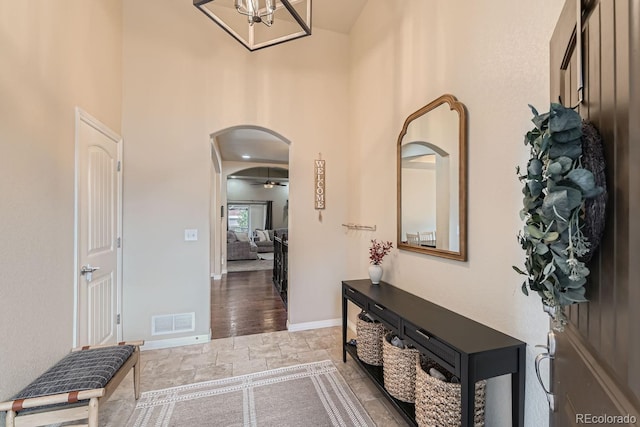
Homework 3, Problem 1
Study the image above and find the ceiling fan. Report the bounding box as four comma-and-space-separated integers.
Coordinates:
251, 167, 287, 188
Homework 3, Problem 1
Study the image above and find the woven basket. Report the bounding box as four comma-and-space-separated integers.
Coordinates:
415, 357, 486, 427
356, 317, 386, 366
581, 120, 607, 262
382, 333, 420, 403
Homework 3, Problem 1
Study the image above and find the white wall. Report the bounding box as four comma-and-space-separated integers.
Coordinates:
348, 1, 563, 426
0, 1, 122, 399
122, 0, 350, 341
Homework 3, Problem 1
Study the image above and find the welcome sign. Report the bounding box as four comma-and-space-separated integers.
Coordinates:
314, 158, 325, 210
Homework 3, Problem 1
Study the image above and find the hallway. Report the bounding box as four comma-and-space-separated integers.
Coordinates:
210, 269, 287, 339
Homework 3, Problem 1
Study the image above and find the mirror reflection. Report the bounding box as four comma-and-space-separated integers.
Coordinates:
397, 94, 467, 261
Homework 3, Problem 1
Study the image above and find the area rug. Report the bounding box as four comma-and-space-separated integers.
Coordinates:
127, 360, 375, 427
226, 258, 273, 272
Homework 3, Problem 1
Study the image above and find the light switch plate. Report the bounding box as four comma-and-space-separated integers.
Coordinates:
184, 229, 198, 241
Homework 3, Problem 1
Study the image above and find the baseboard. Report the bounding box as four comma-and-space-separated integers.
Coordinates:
211, 273, 222, 280
287, 318, 342, 332
141, 334, 210, 351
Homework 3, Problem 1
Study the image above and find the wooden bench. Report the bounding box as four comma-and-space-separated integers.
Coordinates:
0, 341, 143, 427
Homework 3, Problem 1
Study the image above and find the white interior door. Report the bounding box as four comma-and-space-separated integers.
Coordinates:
74, 108, 122, 346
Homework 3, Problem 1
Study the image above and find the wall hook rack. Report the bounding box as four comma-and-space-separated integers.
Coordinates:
341, 223, 377, 231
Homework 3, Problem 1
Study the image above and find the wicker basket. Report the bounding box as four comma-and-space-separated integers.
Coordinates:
415, 357, 486, 427
356, 317, 386, 366
382, 333, 420, 403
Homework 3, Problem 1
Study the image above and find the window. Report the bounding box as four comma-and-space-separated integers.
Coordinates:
227, 205, 249, 233
227, 203, 267, 237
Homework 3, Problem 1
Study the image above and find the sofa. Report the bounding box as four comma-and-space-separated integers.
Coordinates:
253, 228, 289, 253
227, 231, 258, 261
252, 229, 275, 253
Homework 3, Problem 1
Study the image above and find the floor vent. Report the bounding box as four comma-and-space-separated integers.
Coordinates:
152, 312, 195, 336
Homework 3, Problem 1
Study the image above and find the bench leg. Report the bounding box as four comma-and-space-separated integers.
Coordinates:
87, 397, 99, 427
5, 410, 16, 427
134, 359, 141, 400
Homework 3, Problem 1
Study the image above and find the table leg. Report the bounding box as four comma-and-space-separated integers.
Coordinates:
512, 344, 526, 427
342, 292, 347, 363
460, 355, 474, 426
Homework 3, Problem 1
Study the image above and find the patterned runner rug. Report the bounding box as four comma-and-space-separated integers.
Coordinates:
127, 360, 376, 427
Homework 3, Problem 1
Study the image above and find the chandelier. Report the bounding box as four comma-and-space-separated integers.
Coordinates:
194, 0, 312, 52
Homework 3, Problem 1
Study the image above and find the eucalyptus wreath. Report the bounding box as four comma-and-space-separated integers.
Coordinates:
513, 103, 603, 331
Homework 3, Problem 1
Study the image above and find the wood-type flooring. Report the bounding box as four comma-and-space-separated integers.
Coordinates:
211, 269, 287, 339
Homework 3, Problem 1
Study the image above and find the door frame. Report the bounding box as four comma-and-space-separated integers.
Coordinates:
73, 107, 123, 347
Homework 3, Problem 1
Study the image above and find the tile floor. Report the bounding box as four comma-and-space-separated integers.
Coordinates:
100, 326, 407, 426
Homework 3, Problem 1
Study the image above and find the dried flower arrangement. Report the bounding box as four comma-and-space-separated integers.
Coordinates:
369, 240, 393, 265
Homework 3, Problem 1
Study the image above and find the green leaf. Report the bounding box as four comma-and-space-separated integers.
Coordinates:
551, 251, 571, 275
567, 169, 596, 193
548, 162, 562, 175
521, 281, 529, 296
541, 133, 551, 151
527, 224, 545, 239
555, 156, 574, 173
536, 243, 550, 255
559, 287, 588, 304
527, 180, 543, 197
549, 141, 582, 159
524, 195, 542, 211
557, 186, 583, 210
513, 265, 527, 275
552, 127, 582, 143
542, 191, 571, 221
564, 276, 588, 289
529, 105, 550, 130
584, 186, 604, 198
542, 279, 555, 292
549, 103, 582, 132
528, 159, 543, 176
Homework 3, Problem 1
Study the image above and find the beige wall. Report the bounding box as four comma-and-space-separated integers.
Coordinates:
121, 0, 350, 341
348, 1, 562, 426
0, 1, 122, 399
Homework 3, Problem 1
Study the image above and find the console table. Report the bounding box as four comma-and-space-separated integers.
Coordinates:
273, 237, 288, 306
342, 279, 526, 426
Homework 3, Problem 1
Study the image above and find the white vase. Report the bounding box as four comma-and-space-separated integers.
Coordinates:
368, 264, 383, 285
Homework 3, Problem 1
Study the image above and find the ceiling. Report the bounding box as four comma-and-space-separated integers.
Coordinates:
216, 128, 289, 164
214, 1, 368, 167
313, 0, 367, 34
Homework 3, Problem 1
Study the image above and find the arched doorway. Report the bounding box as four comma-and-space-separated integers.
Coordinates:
209, 126, 290, 339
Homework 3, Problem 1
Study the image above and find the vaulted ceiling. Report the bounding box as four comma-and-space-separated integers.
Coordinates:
214, 0, 367, 168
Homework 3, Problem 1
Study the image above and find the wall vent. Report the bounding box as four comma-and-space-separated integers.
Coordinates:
152, 312, 195, 336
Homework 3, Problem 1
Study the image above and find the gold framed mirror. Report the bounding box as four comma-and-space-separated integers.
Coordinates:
397, 94, 467, 261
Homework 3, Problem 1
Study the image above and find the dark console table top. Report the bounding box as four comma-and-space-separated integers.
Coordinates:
343, 279, 524, 357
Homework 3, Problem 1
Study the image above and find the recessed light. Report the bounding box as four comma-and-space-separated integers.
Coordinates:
242, 155, 251, 159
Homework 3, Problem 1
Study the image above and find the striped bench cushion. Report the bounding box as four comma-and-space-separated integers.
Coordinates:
14, 345, 134, 401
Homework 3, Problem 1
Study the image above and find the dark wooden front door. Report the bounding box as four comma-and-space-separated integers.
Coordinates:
549, 0, 640, 425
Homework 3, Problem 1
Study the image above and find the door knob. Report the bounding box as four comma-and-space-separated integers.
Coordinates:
80, 265, 100, 282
